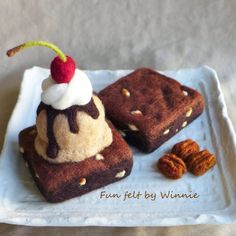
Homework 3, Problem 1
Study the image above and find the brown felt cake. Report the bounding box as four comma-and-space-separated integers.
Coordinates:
99, 68, 205, 153
19, 123, 133, 203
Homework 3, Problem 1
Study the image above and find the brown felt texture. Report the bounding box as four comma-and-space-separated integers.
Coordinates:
19, 123, 133, 203
99, 68, 205, 152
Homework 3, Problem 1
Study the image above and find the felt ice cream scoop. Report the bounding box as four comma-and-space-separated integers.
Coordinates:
7, 41, 113, 163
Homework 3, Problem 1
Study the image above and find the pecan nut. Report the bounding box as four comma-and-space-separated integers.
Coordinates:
157, 153, 187, 179
187, 150, 216, 176
172, 139, 200, 161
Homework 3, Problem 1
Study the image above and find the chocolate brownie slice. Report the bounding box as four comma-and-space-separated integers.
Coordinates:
99, 68, 204, 153
19, 123, 133, 203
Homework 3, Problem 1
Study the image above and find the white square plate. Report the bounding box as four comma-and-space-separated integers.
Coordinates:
0, 66, 236, 226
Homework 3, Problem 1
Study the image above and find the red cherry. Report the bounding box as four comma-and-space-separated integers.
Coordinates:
50, 56, 76, 83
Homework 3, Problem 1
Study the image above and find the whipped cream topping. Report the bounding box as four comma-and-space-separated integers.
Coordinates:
41, 69, 92, 110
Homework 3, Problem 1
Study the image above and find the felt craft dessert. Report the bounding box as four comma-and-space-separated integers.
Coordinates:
7, 41, 133, 202
99, 68, 205, 153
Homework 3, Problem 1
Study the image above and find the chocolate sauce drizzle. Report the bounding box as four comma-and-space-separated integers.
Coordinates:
37, 98, 99, 159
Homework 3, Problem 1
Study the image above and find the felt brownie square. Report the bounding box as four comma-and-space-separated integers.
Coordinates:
99, 68, 204, 153
19, 124, 133, 203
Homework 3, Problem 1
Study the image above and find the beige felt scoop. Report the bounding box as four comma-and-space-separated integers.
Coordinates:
34, 95, 113, 163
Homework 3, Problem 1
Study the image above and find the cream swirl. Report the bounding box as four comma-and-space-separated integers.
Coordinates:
41, 69, 92, 110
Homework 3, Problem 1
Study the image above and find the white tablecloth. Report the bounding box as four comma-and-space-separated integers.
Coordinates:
0, 0, 236, 235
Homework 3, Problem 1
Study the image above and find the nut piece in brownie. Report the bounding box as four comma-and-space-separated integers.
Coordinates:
99, 68, 205, 153
19, 124, 133, 203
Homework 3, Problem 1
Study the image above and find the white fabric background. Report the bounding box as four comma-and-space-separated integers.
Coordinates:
0, 0, 236, 235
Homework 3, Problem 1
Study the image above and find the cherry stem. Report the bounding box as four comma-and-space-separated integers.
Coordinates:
6, 41, 67, 62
